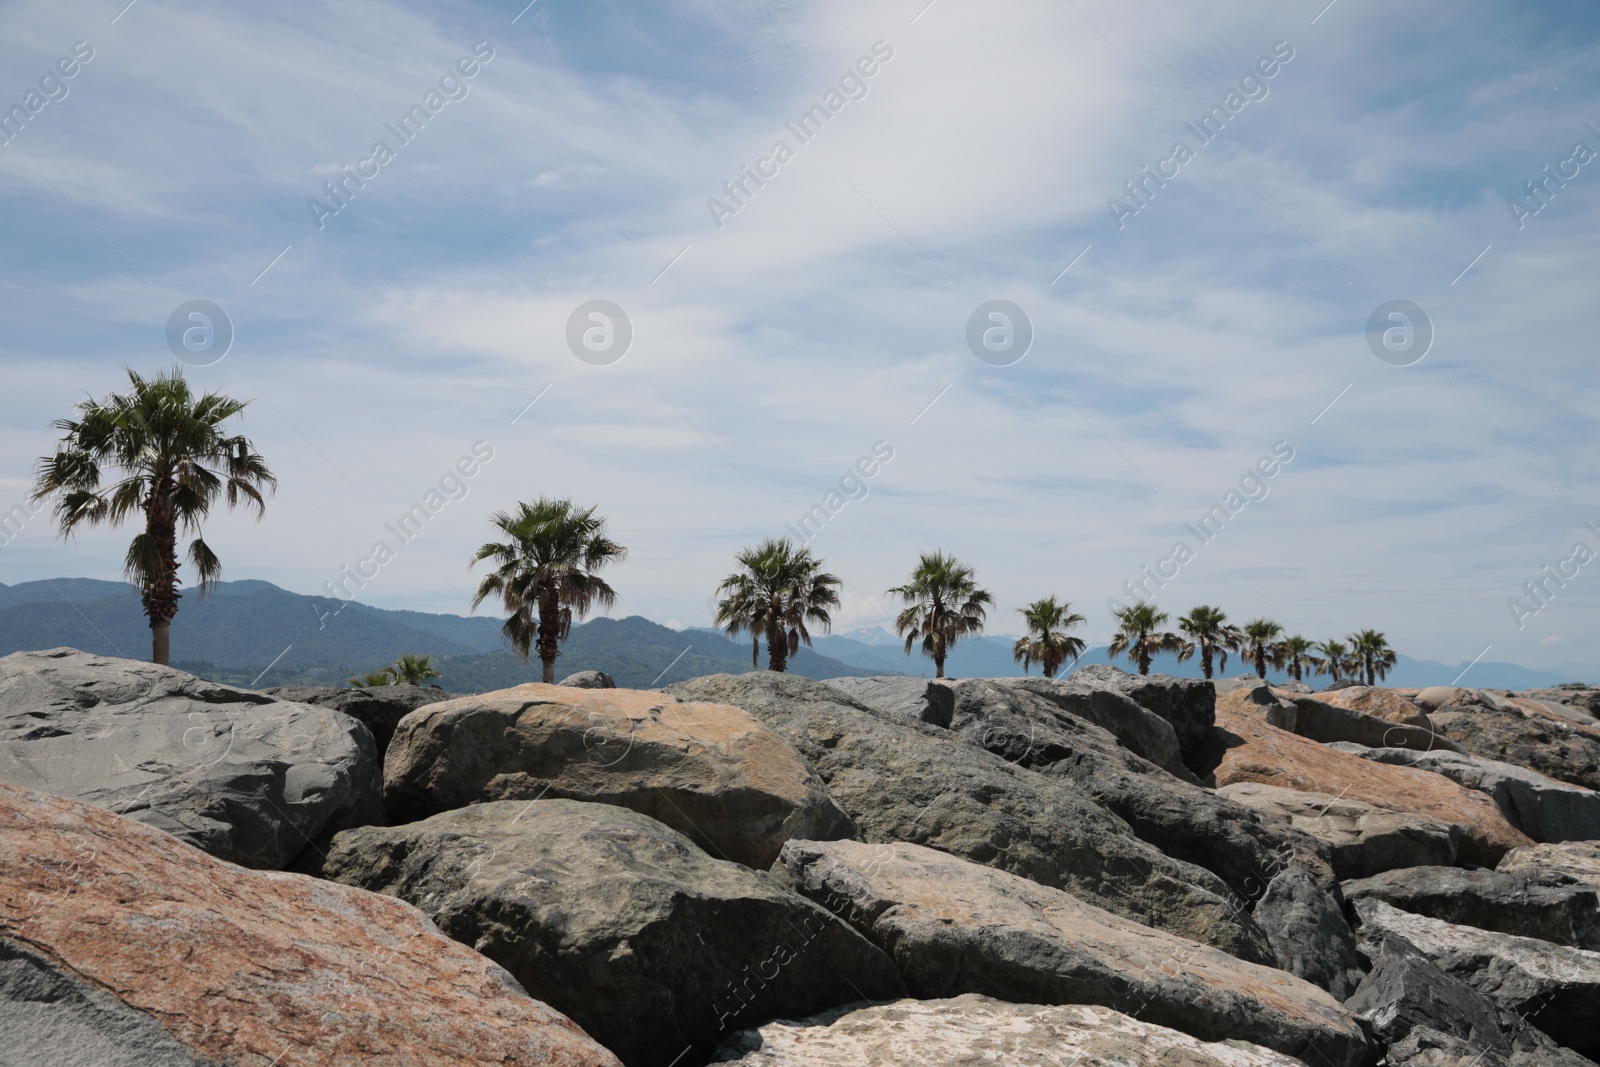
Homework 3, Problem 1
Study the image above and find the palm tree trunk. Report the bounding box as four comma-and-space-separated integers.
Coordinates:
142, 502, 181, 666
151, 619, 171, 666
1254, 650, 1266, 678
767, 621, 787, 673
1201, 649, 1213, 679
536, 591, 560, 684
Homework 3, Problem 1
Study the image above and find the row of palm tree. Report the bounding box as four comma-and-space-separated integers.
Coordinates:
30, 369, 1397, 688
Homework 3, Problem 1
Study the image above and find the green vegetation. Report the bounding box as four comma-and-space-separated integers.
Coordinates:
1279, 635, 1317, 682
348, 653, 441, 687
348, 668, 395, 687
1314, 640, 1350, 683
713, 538, 841, 673
1109, 602, 1184, 676
32, 367, 275, 665
1011, 596, 1086, 678
888, 551, 994, 679
470, 498, 626, 684
1349, 629, 1397, 686
1176, 605, 1239, 680
1241, 619, 1286, 679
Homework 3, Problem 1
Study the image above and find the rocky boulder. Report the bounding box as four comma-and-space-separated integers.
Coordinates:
1286, 692, 1458, 753
1342, 866, 1600, 950
1254, 864, 1366, 999
1314, 686, 1431, 725
1353, 897, 1600, 1057
558, 670, 616, 689
714, 995, 1313, 1066
1331, 743, 1600, 844
320, 799, 905, 1067
665, 672, 1273, 962
262, 683, 448, 766
991, 674, 1188, 774
1212, 696, 1530, 866
0, 648, 382, 869
1432, 700, 1600, 792
1218, 782, 1460, 878
1067, 664, 1217, 771
822, 677, 955, 728
1517, 686, 1600, 720
383, 683, 857, 869
774, 838, 1372, 1066
0, 783, 621, 1067
1498, 841, 1600, 884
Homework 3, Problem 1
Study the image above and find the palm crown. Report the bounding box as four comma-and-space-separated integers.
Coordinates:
1279, 635, 1317, 682
1314, 639, 1350, 682
32, 367, 275, 665
1240, 619, 1286, 679
887, 550, 993, 678
1012, 596, 1087, 678
1108, 602, 1185, 676
1176, 605, 1240, 680
470, 498, 626, 684
713, 538, 841, 673
1348, 629, 1397, 686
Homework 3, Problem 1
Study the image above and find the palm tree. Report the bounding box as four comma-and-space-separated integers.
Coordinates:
1314, 639, 1349, 683
388, 653, 441, 686
1240, 619, 1286, 679
1176, 605, 1240, 680
1280, 635, 1317, 682
470, 498, 627, 684
1108, 602, 1185, 676
1012, 596, 1087, 678
31, 367, 275, 665
713, 538, 841, 673
1348, 629, 1397, 686
887, 551, 994, 678
349, 668, 395, 687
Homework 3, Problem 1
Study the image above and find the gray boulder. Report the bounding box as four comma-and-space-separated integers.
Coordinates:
1218, 782, 1461, 879
1432, 701, 1600, 792
991, 674, 1186, 774
1287, 693, 1460, 753
822, 677, 953, 728
774, 838, 1372, 1067
665, 672, 1273, 961
558, 670, 616, 689
1067, 664, 1216, 771
1330, 743, 1600, 843
1254, 864, 1366, 1000
320, 799, 905, 1067
261, 683, 448, 766
1353, 897, 1600, 1057
1498, 841, 1600, 884
1342, 866, 1600, 950
0, 648, 382, 869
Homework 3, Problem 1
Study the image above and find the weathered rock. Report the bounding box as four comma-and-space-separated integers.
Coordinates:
1068, 664, 1217, 771
1498, 841, 1600, 884
1286, 693, 1459, 753
1211, 695, 1531, 866
1517, 686, 1600, 722
1315, 686, 1431, 725
665, 672, 1273, 961
1254, 864, 1366, 999
0, 648, 382, 869
1433, 701, 1600, 792
822, 676, 954, 728
1414, 686, 1494, 712
714, 995, 1312, 1066
1330, 743, 1600, 844
1342, 866, 1600, 950
1352, 898, 1600, 1057
558, 670, 615, 689
320, 800, 905, 1067
384, 683, 857, 869
0, 782, 622, 1067
1345, 935, 1589, 1067
1230, 683, 1301, 731
992, 674, 1188, 774
774, 838, 1372, 1067
1218, 782, 1461, 878
262, 683, 448, 766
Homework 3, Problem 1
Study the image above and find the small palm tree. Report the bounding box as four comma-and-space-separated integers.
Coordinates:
388, 653, 441, 686
1241, 619, 1286, 679
1280, 635, 1316, 682
887, 551, 994, 679
1176, 605, 1240, 680
1314, 639, 1349, 683
713, 538, 841, 673
1012, 596, 1087, 678
1348, 629, 1397, 686
1108, 602, 1185, 676
470, 498, 627, 684
32, 367, 275, 665
349, 668, 395, 687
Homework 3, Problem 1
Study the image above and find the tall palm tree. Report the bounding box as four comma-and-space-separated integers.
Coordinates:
470, 498, 626, 684
1240, 619, 1286, 679
887, 551, 994, 679
1108, 602, 1185, 676
32, 367, 275, 665
1348, 629, 1397, 686
1280, 635, 1317, 682
1012, 596, 1087, 678
713, 538, 841, 673
1314, 639, 1349, 683
1176, 605, 1240, 680
388, 653, 441, 686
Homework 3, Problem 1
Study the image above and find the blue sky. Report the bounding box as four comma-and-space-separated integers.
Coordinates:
2, 0, 1598, 676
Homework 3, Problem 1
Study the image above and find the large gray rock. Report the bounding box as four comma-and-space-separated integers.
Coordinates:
1218, 782, 1461, 878
774, 838, 1372, 1067
1345, 935, 1591, 1067
1330, 743, 1600, 843
714, 995, 1312, 1066
557, 670, 615, 689
384, 683, 858, 870
1286, 693, 1460, 753
261, 683, 448, 766
1254, 864, 1366, 1000
0, 648, 382, 869
1353, 897, 1600, 1057
1433, 701, 1600, 792
665, 672, 1273, 962
822, 677, 953, 728
1067, 664, 1217, 771
991, 674, 1186, 774
320, 800, 904, 1067
1342, 866, 1600, 950
1498, 841, 1600, 884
